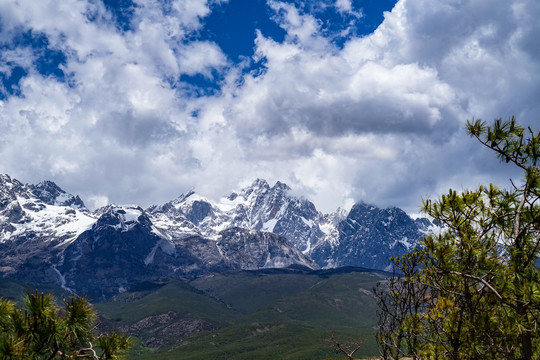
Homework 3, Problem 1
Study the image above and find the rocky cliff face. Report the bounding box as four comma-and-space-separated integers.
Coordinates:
310, 202, 426, 270
216, 228, 315, 270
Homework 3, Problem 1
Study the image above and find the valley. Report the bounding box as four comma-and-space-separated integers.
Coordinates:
0, 267, 385, 359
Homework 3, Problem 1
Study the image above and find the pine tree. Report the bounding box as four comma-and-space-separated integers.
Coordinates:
0, 290, 130, 359
375, 117, 540, 360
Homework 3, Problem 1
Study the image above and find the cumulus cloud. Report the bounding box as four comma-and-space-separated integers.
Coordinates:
0, 0, 538, 215
0, 0, 228, 206
334, 0, 362, 18
197, 0, 536, 212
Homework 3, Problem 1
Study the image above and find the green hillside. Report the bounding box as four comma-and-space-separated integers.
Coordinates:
0, 268, 386, 359
0, 278, 70, 304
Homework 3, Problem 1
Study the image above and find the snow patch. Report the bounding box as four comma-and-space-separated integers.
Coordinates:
319, 223, 334, 235
262, 218, 278, 232
52, 266, 74, 293
122, 207, 143, 223
301, 217, 314, 228
144, 238, 176, 265
215, 194, 248, 212
7, 197, 97, 245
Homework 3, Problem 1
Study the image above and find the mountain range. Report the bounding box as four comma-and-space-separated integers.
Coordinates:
0, 174, 435, 299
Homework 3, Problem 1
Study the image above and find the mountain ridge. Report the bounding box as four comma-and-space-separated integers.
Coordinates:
0, 174, 434, 298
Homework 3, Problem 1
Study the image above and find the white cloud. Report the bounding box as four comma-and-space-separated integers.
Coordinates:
229, 30, 461, 142
177, 41, 228, 76
0, 0, 538, 215
335, 0, 362, 18
87, 194, 109, 209
200, 0, 536, 212
268, 1, 330, 51
0, 0, 227, 207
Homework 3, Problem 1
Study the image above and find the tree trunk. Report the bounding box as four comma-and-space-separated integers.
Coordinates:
521, 332, 532, 360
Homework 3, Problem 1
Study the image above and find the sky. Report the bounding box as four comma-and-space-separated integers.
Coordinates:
0, 0, 539, 215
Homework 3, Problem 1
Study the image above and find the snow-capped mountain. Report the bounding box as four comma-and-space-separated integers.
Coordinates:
0, 174, 433, 298
149, 179, 328, 253
151, 179, 432, 271
58, 204, 315, 299
0, 175, 317, 298
0, 174, 95, 284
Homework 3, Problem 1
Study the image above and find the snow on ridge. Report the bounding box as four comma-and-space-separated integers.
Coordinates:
7, 196, 97, 244
122, 206, 143, 223
172, 191, 210, 208
215, 194, 248, 212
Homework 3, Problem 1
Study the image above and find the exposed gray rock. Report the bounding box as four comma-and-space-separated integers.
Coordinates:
311, 202, 426, 270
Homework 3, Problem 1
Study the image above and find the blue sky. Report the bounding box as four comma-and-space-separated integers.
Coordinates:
0, 0, 538, 214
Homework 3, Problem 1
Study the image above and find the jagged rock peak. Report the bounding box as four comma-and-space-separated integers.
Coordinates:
229, 179, 293, 202
251, 178, 271, 190
172, 190, 199, 204
271, 181, 291, 192
92, 204, 152, 233
0, 174, 31, 203
30, 180, 87, 210
237, 179, 270, 198
0, 174, 87, 212
242, 179, 292, 193
0, 174, 22, 188
158, 190, 212, 213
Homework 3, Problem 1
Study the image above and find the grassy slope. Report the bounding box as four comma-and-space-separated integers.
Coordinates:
95, 280, 239, 325
149, 324, 376, 360
1, 269, 386, 359
129, 269, 383, 359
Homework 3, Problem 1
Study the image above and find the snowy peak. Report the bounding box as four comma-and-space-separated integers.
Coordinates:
147, 179, 326, 254
174, 194, 215, 226
0, 175, 86, 211
238, 178, 271, 198
92, 204, 149, 233
155, 190, 216, 225
0, 174, 97, 287
0, 173, 436, 298
30, 180, 87, 210
212, 180, 324, 252
147, 191, 217, 237
0, 174, 33, 210
170, 190, 210, 207
225, 179, 315, 225
0, 175, 96, 246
